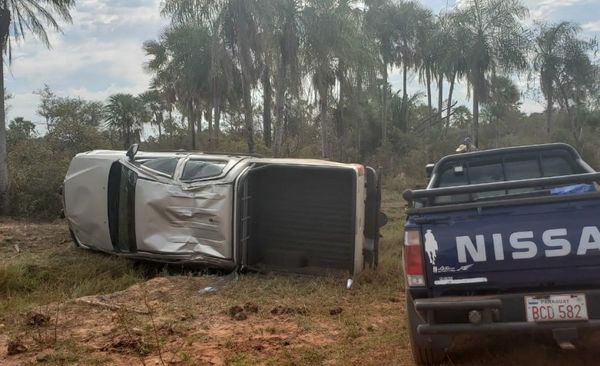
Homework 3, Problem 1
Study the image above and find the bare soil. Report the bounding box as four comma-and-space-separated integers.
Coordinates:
1, 221, 599, 365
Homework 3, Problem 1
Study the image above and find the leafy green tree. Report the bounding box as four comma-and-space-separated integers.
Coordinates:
0, 0, 75, 213
453, 0, 530, 146
7, 117, 36, 144
35, 86, 105, 133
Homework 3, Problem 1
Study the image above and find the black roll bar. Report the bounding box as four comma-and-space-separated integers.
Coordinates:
403, 172, 600, 202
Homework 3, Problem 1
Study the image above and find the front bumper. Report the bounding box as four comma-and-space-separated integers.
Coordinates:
414, 289, 600, 336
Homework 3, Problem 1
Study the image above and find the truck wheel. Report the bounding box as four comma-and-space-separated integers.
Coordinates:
406, 294, 449, 365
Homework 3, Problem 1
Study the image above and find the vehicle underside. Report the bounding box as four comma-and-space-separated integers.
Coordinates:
239, 164, 358, 274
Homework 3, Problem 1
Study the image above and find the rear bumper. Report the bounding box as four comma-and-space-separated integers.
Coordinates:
414, 289, 600, 336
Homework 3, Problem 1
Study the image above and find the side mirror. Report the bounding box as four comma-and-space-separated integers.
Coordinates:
126, 144, 139, 161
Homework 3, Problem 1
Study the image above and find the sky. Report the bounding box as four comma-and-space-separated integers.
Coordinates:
4, 0, 600, 134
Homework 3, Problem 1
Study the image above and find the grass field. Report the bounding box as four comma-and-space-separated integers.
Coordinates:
0, 193, 598, 365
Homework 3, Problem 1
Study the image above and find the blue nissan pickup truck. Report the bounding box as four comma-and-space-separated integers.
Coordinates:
402, 143, 600, 365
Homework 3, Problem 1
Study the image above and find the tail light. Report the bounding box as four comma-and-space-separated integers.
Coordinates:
403, 229, 425, 287
354, 164, 365, 176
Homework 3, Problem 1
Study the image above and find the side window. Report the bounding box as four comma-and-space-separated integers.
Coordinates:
437, 165, 468, 187
542, 156, 574, 177
435, 165, 469, 204
181, 160, 227, 181
137, 158, 179, 177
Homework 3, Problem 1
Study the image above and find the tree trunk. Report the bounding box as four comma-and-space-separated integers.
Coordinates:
189, 100, 196, 150
545, 93, 553, 140
426, 66, 432, 121
124, 119, 131, 149
337, 66, 346, 161
237, 3, 255, 154
356, 71, 363, 160
437, 72, 443, 125
214, 100, 221, 148
446, 71, 456, 130
0, 44, 8, 215
402, 62, 409, 127
273, 58, 287, 157
242, 77, 254, 153
156, 113, 163, 140
212, 82, 221, 147
262, 61, 272, 148
381, 62, 388, 145
319, 88, 328, 159
205, 108, 213, 150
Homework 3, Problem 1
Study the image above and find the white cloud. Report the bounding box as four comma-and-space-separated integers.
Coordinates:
5, 0, 167, 125
582, 20, 600, 33
524, 0, 585, 19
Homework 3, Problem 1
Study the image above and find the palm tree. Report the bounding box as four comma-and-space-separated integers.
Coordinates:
394, 1, 422, 127
365, 0, 399, 145
483, 75, 520, 144
105, 94, 146, 149
270, 0, 301, 156
438, 12, 469, 129
0, 0, 75, 213
453, 0, 529, 146
533, 21, 586, 139
162, 0, 262, 153
144, 23, 214, 150
413, 7, 435, 118
551, 30, 597, 146
302, 0, 374, 159
140, 89, 165, 141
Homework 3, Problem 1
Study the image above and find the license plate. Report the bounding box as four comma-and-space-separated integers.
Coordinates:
525, 294, 588, 322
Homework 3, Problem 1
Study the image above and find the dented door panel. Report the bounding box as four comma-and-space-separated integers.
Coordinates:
135, 179, 234, 259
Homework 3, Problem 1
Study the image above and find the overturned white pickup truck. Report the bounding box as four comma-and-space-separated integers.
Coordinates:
63, 145, 384, 275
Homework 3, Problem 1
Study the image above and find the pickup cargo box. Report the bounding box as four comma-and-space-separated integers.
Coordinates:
402, 143, 600, 365
63, 146, 383, 275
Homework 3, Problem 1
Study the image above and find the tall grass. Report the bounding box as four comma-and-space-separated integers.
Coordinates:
0, 247, 147, 320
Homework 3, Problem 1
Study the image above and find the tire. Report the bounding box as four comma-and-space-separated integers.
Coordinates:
406, 293, 450, 365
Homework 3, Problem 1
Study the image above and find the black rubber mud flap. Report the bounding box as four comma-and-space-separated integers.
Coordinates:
406, 293, 450, 366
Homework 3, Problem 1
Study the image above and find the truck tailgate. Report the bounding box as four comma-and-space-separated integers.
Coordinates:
416, 197, 600, 291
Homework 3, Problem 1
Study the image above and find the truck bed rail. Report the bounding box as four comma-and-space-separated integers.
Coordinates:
403, 172, 600, 202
